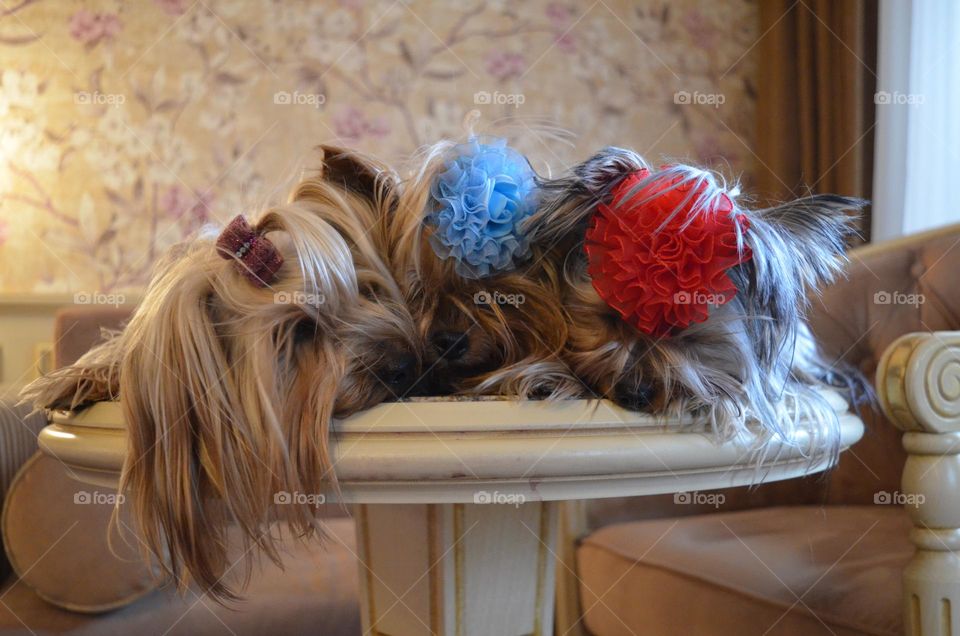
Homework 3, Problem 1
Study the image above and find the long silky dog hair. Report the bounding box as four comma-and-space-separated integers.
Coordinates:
21, 149, 419, 600
385, 138, 583, 399
530, 147, 864, 449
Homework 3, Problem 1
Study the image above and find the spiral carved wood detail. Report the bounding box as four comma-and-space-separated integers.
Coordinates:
879, 332, 960, 434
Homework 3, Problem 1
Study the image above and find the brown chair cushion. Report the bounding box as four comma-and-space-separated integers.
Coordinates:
576, 506, 913, 636
53, 307, 131, 369
2, 453, 158, 612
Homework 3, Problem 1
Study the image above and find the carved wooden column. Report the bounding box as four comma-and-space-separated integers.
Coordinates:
354, 501, 558, 636
878, 331, 960, 636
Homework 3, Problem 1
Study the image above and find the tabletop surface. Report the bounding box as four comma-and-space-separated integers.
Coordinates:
40, 391, 864, 503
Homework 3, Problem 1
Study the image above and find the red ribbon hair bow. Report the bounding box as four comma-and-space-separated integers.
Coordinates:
216, 215, 284, 287
584, 168, 752, 337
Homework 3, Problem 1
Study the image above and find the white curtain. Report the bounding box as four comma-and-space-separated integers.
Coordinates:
873, 0, 960, 240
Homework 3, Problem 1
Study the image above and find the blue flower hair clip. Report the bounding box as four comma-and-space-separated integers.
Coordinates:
427, 137, 539, 279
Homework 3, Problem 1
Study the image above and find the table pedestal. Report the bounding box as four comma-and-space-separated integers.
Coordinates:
354, 501, 558, 636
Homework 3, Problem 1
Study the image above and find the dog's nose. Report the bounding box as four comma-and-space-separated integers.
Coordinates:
431, 330, 469, 361
613, 381, 656, 412
381, 353, 418, 395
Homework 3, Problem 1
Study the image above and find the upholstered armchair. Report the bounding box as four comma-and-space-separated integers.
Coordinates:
563, 223, 960, 636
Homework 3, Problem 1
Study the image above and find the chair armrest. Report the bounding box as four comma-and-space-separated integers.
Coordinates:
877, 330, 960, 636
0, 400, 48, 580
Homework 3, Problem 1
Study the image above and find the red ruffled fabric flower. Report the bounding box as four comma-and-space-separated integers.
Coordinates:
584, 168, 752, 337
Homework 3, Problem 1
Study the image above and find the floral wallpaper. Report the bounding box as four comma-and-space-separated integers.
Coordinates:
0, 0, 757, 294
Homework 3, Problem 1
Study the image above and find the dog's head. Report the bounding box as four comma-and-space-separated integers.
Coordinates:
291, 146, 423, 409
386, 138, 581, 399
533, 147, 864, 437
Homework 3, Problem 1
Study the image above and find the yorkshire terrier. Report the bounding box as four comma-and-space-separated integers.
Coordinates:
386, 137, 582, 399
531, 147, 864, 444
21, 149, 419, 600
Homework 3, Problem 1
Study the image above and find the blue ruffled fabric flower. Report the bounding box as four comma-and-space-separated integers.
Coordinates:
427, 137, 539, 279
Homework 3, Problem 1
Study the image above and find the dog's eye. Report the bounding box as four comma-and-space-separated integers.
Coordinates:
359, 282, 384, 302
375, 352, 418, 394
613, 381, 656, 411
293, 319, 318, 344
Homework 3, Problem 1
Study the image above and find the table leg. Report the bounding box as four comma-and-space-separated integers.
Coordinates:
354, 501, 558, 636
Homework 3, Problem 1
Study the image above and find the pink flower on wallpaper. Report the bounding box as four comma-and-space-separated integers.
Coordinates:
545, 3, 576, 53
69, 10, 122, 45
160, 185, 213, 224
484, 51, 526, 81
154, 0, 191, 16
332, 107, 390, 143
555, 33, 576, 53
682, 9, 717, 50
546, 2, 573, 26
192, 192, 214, 224
0, 219, 8, 248
159, 185, 189, 218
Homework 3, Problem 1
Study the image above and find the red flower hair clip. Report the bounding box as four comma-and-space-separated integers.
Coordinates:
584, 167, 752, 337
216, 215, 284, 287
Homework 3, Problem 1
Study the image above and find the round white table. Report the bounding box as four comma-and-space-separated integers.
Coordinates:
39, 391, 863, 636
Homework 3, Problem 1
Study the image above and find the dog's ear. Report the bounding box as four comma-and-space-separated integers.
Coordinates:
318, 144, 396, 206
730, 195, 864, 388
748, 194, 864, 291
527, 147, 649, 249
